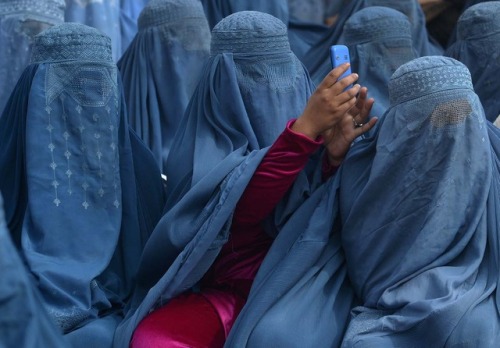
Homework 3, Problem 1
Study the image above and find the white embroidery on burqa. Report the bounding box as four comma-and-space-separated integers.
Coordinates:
45, 104, 61, 206
60, 94, 73, 195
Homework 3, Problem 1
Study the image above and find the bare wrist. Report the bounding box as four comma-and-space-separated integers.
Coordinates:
291, 116, 321, 140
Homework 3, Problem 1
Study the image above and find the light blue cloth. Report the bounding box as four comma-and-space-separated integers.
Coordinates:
0, 22, 164, 347
200, 0, 289, 29
118, 0, 211, 173
64, 0, 122, 60
339, 56, 500, 347
0, 0, 64, 115
304, 0, 443, 82
0, 193, 69, 348
119, 0, 149, 54
445, 1, 500, 123
325, 6, 417, 120
113, 11, 315, 347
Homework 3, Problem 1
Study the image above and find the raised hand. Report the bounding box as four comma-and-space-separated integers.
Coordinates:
291, 63, 361, 140
322, 86, 377, 166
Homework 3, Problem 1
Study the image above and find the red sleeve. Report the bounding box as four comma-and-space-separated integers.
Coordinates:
232, 119, 323, 227
204, 121, 336, 297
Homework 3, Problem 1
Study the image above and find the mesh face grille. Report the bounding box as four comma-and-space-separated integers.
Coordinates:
430, 99, 472, 128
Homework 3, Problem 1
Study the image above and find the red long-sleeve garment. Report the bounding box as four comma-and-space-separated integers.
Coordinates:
131, 121, 335, 348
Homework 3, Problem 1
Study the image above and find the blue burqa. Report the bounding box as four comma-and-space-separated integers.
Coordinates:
303, 0, 443, 82
329, 6, 417, 120
113, 11, 316, 347
200, 0, 289, 29
118, 0, 211, 173
0, 22, 165, 347
0, 0, 64, 115
445, 1, 500, 123
339, 56, 500, 347
0, 193, 70, 348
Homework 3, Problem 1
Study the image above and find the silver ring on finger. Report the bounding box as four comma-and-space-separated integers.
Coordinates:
352, 117, 364, 128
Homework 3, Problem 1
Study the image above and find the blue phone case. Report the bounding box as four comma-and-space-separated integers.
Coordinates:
330, 45, 352, 88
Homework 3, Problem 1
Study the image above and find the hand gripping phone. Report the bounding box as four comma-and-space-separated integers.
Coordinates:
330, 44, 352, 90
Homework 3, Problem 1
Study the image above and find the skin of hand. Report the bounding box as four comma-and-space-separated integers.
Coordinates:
323, 86, 378, 166
292, 63, 360, 139
292, 63, 377, 165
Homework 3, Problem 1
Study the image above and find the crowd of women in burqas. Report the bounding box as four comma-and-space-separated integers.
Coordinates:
0, 0, 499, 347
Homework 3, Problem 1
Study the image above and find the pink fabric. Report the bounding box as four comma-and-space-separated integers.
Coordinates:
131, 120, 324, 347
131, 292, 227, 348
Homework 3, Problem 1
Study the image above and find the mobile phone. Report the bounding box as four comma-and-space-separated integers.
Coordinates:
330, 44, 352, 89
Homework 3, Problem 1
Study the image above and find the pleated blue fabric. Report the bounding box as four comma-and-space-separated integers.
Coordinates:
118, 0, 211, 173
445, 1, 500, 123
0, 22, 165, 347
113, 11, 315, 347
339, 56, 500, 347
0, 0, 64, 115
0, 192, 70, 348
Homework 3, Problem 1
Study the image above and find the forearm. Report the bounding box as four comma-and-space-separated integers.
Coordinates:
233, 119, 323, 226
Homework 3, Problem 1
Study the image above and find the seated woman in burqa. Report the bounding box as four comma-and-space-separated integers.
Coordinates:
114, 10, 377, 348
0, 22, 165, 347
338, 56, 500, 346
